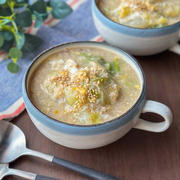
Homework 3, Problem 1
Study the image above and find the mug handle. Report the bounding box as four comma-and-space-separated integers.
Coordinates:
169, 43, 180, 55
169, 32, 180, 55
134, 100, 173, 132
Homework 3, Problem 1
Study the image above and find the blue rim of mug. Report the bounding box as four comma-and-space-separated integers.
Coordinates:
22, 42, 147, 135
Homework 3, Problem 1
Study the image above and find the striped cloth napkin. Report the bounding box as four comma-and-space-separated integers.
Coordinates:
0, 0, 103, 120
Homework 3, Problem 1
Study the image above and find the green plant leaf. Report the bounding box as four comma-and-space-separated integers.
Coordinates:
8, 0, 15, 11
7, 62, 19, 73
15, 10, 32, 27
0, 31, 14, 41
0, 39, 14, 52
0, 7, 11, 16
0, 0, 6, 5
16, 0, 28, 3
30, 0, 47, 14
9, 47, 22, 59
22, 34, 43, 52
33, 11, 47, 27
14, 0, 28, 8
16, 32, 25, 49
0, 35, 4, 47
50, 0, 72, 19
34, 15, 43, 27
0, 19, 11, 27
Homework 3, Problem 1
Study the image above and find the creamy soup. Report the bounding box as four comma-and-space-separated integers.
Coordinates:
98, 0, 180, 28
29, 47, 141, 125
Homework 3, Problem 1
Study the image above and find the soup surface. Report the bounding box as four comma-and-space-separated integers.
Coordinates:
98, 0, 180, 28
29, 47, 141, 125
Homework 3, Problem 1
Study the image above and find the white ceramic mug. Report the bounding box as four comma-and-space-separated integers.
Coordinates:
92, 0, 180, 56
22, 42, 173, 149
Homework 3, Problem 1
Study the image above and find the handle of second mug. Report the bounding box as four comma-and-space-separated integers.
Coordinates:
169, 32, 180, 55
169, 43, 180, 55
134, 100, 173, 132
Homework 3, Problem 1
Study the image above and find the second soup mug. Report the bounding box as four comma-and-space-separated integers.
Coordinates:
92, 0, 180, 56
22, 42, 173, 149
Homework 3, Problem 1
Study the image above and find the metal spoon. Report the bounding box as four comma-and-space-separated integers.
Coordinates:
0, 164, 58, 180
0, 120, 119, 180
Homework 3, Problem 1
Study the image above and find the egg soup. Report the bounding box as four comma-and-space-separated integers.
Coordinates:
29, 47, 141, 125
98, 0, 180, 28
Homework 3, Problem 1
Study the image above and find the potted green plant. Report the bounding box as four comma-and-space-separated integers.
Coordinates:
0, 0, 72, 73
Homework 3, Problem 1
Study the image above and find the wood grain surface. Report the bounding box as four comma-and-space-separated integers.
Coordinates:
5, 50, 180, 180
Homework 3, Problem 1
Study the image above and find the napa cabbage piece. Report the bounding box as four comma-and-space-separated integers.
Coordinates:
77, 111, 102, 125
79, 52, 121, 75
64, 86, 79, 106
63, 57, 120, 111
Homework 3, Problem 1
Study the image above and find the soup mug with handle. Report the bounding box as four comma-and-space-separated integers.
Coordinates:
92, 0, 180, 56
22, 42, 173, 149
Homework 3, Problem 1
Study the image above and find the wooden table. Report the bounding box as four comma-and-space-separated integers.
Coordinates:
5, 50, 180, 180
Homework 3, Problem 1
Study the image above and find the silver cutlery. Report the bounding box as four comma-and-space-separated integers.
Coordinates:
0, 120, 119, 180
0, 164, 58, 180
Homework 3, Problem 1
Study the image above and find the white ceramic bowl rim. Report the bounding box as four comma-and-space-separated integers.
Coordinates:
92, 0, 180, 36
23, 42, 146, 135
